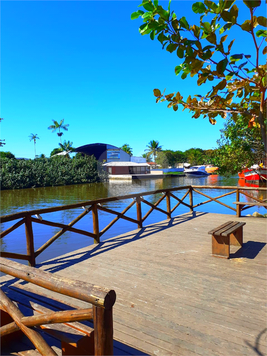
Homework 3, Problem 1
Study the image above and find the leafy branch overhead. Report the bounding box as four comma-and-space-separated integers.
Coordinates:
131, 0, 267, 153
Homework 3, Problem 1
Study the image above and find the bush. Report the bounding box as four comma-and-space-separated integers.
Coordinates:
0, 155, 107, 190
0, 151, 15, 159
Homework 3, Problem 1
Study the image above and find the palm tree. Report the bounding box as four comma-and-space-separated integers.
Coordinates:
29, 133, 39, 158
121, 144, 133, 156
48, 119, 69, 144
145, 140, 162, 163
59, 140, 75, 153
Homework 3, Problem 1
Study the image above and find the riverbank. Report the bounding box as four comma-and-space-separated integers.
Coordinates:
0, 156, 107, 190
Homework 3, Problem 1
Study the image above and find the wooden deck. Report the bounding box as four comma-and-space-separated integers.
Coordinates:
1, 212, 267, 356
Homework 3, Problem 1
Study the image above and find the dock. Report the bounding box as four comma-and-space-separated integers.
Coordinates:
1, 212, 266, 356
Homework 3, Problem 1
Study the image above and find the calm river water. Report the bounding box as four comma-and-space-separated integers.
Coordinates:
1, 175, 266, 264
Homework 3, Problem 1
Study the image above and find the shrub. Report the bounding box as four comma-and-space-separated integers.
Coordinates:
0, 155, 107, 190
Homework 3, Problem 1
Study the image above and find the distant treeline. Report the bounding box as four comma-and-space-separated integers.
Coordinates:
155, 148, 216, 168
0, 155, 107, 190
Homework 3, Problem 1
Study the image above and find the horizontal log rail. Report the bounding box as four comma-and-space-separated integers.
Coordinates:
0, 257, 116, 355
1, 185, 266, 266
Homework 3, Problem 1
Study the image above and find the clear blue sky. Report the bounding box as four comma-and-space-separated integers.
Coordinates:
1, 1, 263, 158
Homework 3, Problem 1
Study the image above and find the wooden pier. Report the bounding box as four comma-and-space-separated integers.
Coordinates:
1, 211, 266, 356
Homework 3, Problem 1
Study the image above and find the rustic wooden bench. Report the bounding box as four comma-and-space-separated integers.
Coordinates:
208, 221, 246, 259
0, 257, 116, 356
233, 201, 267, 217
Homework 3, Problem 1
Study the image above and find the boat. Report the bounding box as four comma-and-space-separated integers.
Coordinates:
184, 165, 209, 177
238, 163, 267, 182
205, 165, 219, 174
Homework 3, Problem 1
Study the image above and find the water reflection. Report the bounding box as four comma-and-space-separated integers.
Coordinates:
1, 175, 266, 264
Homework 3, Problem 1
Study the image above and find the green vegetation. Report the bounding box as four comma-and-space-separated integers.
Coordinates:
132, 0, 267, 164
29, 133, 39, 158
48, 119, 69, 144
214, 116, 265, 175
121, 143, 133, 156
0, 155, 106, 190
146, 140, 162, 162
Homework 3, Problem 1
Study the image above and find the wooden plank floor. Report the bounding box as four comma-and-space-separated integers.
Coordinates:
1, 212, 267, 356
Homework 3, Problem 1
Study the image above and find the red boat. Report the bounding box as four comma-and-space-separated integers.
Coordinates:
238, 163, 267, 182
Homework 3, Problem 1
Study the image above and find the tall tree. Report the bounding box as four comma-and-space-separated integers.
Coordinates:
48, 119, 69, 144
29, 133, 39, 158
59, 140, 75, 153
0, 118, 5, 147
145, 140, 162, 162
132, 0, 267, 164
214, 116, 264, 174
121, 143, 133, 156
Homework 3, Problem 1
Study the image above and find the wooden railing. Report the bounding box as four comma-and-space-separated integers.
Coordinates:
1, 185, 266, 266
0, 257, 116, 355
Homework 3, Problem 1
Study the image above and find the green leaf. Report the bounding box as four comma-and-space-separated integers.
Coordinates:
168, 0, 171, 13
222, 0, 235, 10
243, 0, 261, 9
225, 71, 235, 80
181, 72, 188, 79
175, 65, 183, 75
131, 10, 144, 20
221, 10, 232, 22
256, 29, 267, 37
142, 1, 155, 11
204, 1, 219, 13
230, 4, 238, 23
192, 2, 206, 14
177, 47, 184, 58
257, 16, 267, 27
180, 17, 189, 29
167, 43, 178, 53
153, 89, 161, 97
150, 30, 155, 40
206, 32, 217, 44
216, 58, 228, 74
241, 20, 251, 32
154, 0, 159, 6
173, 105, 178, 111
219, 22, 232, 34
230, 54, 243, 61
202, 22, 212, 33
220, 35, 228, 43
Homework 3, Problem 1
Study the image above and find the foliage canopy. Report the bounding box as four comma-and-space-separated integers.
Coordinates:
132, 0, 267, 155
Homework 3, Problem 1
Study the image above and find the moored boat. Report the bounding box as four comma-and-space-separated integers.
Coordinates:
205, 165, 219, 174
184, 165, 209, 177
238, 163, 267, 182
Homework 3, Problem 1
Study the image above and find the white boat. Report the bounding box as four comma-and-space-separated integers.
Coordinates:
184, 165, 209, 177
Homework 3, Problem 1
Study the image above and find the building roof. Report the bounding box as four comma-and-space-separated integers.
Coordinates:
103, 161, 150, 167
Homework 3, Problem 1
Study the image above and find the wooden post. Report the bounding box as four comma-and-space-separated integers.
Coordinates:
25, 215, 35, 267
236, 188, 240, 217
93, 306, 113, 356
166, 192, 171, 219
189, 187, 193, 212
92, 204, 100, 244
136, 197, 142, 229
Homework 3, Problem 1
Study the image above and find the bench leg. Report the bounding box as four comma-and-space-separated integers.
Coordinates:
230, 227, 243, 247
212, 234, 230, 259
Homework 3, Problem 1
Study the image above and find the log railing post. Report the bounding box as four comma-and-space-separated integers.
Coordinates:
93, 305, 113, 356
136, 197, 142, 229
25, 215, 35, 267
166, 192, 171, 219
92, 204, 100, 244
189, 187, 194, 212
236, 188, 240, 217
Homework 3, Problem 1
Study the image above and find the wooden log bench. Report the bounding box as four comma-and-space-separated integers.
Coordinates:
0, 257, 116, 356
208, 221, 246, 259
233, 201, 267, 217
